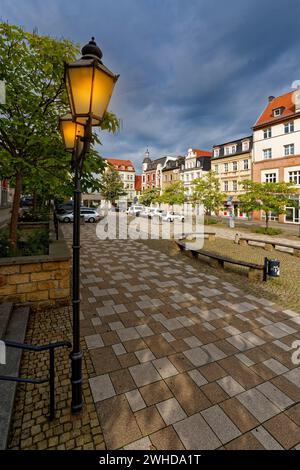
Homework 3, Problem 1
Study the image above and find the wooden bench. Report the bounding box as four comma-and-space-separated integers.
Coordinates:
176, 240, 265, 281
236, 235, 300, 257
179, 232, 216, 242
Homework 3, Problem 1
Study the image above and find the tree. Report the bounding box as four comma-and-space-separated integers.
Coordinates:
139, 187, 160, 206
0, 23, 119, 249
191, 171, 223, 216
160, 181, 186, 208
239, 180, 296, 229
100, 165, 126, 205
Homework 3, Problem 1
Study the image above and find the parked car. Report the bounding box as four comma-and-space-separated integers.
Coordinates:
161, 211, 185, 222
57, 208, 101, 223
20, 196, 34, 207
126, 205, 144, 216
148, 208, 164, 219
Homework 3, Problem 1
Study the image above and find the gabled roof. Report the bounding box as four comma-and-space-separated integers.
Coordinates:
254, 90, 296, 127
106, 158, 135, 171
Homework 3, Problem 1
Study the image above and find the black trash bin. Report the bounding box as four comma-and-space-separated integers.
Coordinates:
268, 259, 280, 277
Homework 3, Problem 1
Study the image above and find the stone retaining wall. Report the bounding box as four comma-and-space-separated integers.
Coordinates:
0, 225, 70, 308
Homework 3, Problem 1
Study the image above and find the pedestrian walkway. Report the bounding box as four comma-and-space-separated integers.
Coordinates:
63, 224, 300, 450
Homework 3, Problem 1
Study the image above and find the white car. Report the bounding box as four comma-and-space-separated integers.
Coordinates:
147, 208, 164, 219
161, 211, 185, 222
126, 205, 144, 216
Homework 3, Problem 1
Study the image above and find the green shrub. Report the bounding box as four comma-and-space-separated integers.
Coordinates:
0, 229, 13, 257
18, 209, 50, 222
20, 230, 50, 256
252, 227, 282, 236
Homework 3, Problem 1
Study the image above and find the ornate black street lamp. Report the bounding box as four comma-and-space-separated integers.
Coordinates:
60, 38, 119, 414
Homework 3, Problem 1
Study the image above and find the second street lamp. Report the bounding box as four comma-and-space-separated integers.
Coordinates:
61, 38, 119, 415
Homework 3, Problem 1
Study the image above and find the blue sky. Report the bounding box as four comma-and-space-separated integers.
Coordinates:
1, 0, 300, 172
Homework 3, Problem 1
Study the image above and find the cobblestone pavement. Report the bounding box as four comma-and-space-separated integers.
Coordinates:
9, 224, 300, 450
8, 306, 105, 450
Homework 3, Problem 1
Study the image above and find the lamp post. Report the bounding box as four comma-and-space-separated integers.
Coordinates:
60, 38, 119, 414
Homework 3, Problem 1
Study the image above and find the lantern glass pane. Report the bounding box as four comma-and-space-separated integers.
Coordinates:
61, 120, 84, 151
68, 66, 93, 116
91, 67, 116, 121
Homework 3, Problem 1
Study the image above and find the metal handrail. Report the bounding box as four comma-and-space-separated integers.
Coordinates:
0, 340, 71, 421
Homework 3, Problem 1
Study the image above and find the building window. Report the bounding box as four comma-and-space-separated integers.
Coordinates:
225, 147, 230, 155
284, 144, 295, 156
242, 141, 249, 151
214, 148, 219, 157
265, 173, 277, 183
214, 165, 218, 174
273, 108, 282, 117
288, 170, 300, 185
224, 181, 229, 191
263, 148, 272, 159
224, 163, 228, 172
243, 159, 249, 170
231, 145, 237, 153
284, 121, 294, 134
232, 161, 238, 171
232, 180, 237, 192
263, 128, 272, 139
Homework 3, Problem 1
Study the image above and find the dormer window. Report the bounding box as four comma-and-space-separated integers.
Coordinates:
214, 148, 220, 157
242, 140, 250, 151
231, 145, 237, 153
273, 107, 282, 117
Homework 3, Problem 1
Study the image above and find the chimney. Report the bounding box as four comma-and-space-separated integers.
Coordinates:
268, 96, 275, 102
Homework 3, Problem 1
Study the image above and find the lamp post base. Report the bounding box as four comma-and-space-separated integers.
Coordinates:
70, 350, 83, 414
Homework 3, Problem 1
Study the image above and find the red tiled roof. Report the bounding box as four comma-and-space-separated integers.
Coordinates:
255, 90, 296, 127
135, 175, 142, 191
192, 149, 212, 157
106, 158, 135, 171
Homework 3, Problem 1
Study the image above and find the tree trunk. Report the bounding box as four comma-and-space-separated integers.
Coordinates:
265, 212, 269, 230
9, 171, 22, 250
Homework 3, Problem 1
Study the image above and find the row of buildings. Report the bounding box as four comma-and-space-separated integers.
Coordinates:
140, 89, 300, 224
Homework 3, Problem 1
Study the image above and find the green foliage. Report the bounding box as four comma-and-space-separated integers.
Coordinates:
100, 164, 126, 204
18, 209, 50, 222
204, 218, 218, 225
252, 227, 282, 236
139, 187, 160, 206
20, 230, 50, 256
191, 171, 224, 215
239, 180, 296, 228
0, 228, 49, 257
0, 229, 13, 257
160, 181, 186, 206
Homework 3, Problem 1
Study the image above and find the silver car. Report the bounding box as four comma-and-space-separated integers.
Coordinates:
57, 208, 101, 223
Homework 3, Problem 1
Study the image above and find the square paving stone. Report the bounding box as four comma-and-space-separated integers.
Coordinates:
112, 343, 126, 356
90, 347, 121, 375
150, 426, 184, 450
199, 363, 227, 382
284, 367, 300, 387
135, 405, 165, 436
201, 382, 229, 404
129, 362, 161, 387
96, 394, 142, 449
126, 389, 146, 412
264, 413, 300, 449
139, 381, 173, 406
84, 334, 104, 350
188, 369, 208, 387
152, 357, 179, 379
117, 327, 140, 342
89, 374, 116, 403
183, 336, 203, 348
201, 404, 241, 444
136, 324, 154, 338
174, 413, 221, 450
217, 376, 245, 397
237, 388, 281, 422
135, 348, 156, 363
109, 369, 136, 394
156, 397, 187, 425
124, 436, 152, 450
183, 347, 211, 367
166, 373, 211, 415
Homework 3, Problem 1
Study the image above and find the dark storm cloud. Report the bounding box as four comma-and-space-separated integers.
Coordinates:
2, 0, 300, 171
